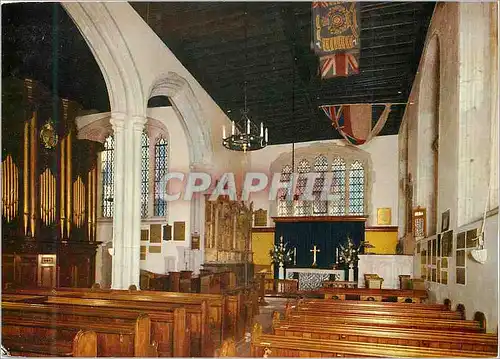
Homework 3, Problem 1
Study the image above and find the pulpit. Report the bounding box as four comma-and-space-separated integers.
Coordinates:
286, 268, 345, 291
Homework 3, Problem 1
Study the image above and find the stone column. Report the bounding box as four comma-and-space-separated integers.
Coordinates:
110, 113, 126, 289
110, 114, 146, 289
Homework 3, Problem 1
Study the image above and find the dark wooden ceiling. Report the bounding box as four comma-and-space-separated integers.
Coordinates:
2, 2, 435, 145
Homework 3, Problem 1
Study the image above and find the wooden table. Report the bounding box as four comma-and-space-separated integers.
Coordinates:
2, 294, 49, 303
320, 288, 427, 303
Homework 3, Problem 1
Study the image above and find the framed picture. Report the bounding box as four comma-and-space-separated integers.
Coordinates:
441, 209, 450, 232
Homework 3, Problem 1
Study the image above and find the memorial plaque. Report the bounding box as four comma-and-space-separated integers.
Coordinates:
150, 224, 162, 243
141, 229, 149, 241
377, 208, 391, 225
174, 221, 186, 241
163, 224, 172, 241
466, 228, 478, 248
191, 233, 200, 250
140, 246, 147, 260
456, 267, 466, 285
254, 209, 268, 227
149, 246, 161, 254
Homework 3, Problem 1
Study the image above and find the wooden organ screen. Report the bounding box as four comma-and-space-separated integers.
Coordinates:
2, 78, 101, 289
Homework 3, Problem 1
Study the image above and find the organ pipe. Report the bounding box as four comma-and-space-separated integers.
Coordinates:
60, 136, 65, 237
66, 131, 72, 237
2, 155, 19, 222
30, 113, 37, 236
23, 120, 29, 235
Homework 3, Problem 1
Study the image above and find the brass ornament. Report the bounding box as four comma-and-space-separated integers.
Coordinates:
40, 119, 58, 149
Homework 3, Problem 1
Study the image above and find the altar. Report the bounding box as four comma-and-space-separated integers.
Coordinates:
286, 268, 345, 291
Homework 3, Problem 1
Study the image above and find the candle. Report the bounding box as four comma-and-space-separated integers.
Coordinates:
336, 247, 339, 262
223, 126, 226, 138
265, 128, 268, 142
260, 122, 264, 137
293, 247, 297, 265
231, 121, 235, 135
247, 119, 250, 134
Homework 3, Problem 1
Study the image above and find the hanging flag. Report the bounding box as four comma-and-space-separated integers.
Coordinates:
320, 52, 359, 78
320, 104, 392, 145
312, 2, 360, 79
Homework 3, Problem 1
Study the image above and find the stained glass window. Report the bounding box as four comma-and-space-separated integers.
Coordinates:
295, 159, 311, 216
329, 157, 346, 215
348, 160, 365, 215
313, 155, 328, 214
141, 133, 150, 218
277, 165, 293, 216
154, 137, 168, 216
101, 135, 114, 217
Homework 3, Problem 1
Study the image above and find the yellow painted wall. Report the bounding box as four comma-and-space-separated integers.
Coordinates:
365, 230, 398, 254
252, 231, 274, 273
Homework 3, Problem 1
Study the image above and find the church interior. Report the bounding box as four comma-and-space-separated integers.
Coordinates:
1, 1, 498, 357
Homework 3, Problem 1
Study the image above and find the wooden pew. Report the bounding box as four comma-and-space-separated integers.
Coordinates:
283, 311, 483, 332
287, 301, 463, 320
272, 315, 498, 353
320, 287, 428, 303
6, 287, 251, 342
297, 298, 448, 311
2, 327, 97, 357
2, 301, 158, 357
41, 296, 192, 357
250, 323, 494, 358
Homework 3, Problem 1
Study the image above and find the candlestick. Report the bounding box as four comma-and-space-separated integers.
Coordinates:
231, 121, 235, 135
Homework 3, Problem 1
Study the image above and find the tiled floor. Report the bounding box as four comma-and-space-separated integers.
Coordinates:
235, 297, 288, 356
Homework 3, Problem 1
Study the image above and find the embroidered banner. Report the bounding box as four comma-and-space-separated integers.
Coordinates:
312, 2, 360, 79
320, 104, 392, 145
312, 2, 360, 56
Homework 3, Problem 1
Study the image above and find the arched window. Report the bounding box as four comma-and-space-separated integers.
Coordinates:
348, 160, 365, 215
154, 137, 168, 216
275, 155, 366, 217
330, 157, 346, 215
101, 135, 114, 217
100, 131, 169, 219
140, 133, 150, 218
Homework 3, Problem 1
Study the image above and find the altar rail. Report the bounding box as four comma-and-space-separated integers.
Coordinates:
264, 279, 298, 295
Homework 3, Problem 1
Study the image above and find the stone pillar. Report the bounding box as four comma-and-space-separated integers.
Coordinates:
110, 114, 146, 289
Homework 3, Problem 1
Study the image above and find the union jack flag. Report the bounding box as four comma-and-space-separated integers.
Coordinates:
320, 52, 359, 79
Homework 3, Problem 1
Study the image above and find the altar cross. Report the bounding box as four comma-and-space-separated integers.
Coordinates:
310, 245, 320, 267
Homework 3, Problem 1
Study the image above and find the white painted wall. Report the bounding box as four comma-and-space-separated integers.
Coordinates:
401, 3, 498, 332
247, 135, 399, 228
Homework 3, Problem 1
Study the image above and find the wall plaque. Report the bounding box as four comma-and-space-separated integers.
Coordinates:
163, 224, 172, 241
140, 246, 147, 260
377, 208, 392, 225
149, 246, 161, 254
174, 221, 186, 241
254, 209, 268, 227
141, 229, 149, 241
191, 233, 200, 250
150, 224, 162, 243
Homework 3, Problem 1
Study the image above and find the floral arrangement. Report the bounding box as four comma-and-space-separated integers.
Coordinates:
269, 236, 293, 265
338, 236, 365, 266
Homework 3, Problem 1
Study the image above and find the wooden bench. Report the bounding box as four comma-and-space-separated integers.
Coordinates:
296, 298, 449, 311
287, 301, 463, 320
283, 311, 483, 332
272, 315, 498, 353
2, 327, 97, 357
320, 287, 428, 303
6, 287, 252, 342
2, 301, 158, 357
42, 296, 193, 357
250, 323, 494, 357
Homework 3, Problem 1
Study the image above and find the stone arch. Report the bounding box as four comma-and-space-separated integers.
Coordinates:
148, 72, 213, 167
417, 33, 441, 236
62, 3, 145, 117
